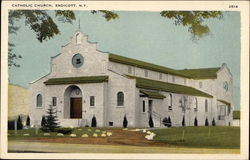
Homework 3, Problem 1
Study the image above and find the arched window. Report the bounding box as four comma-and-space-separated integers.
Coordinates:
36, 94, 42, 107
168, 94, 173, 111
117, 92, 124, 106
76, 33, 81, 44
205, 99, 208, 112
194, 98, 198, 112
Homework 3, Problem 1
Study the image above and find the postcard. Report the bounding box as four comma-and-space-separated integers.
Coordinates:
1, 0, 249, 159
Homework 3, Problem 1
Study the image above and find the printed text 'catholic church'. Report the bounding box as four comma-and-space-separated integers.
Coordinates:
29, 31, 233, 128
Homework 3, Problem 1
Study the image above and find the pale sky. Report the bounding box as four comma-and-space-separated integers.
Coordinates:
8, 11, 240, 109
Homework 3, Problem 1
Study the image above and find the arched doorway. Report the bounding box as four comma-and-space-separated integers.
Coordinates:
64, 85, 82, 119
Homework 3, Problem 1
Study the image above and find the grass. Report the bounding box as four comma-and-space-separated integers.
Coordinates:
8, 126, 240, 149
8, 127, 108, 138
151, 126, 240, 149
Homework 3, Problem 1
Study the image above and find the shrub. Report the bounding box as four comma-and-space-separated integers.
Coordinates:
212, 118, 216, 126
149, 115, 154, 128
123, 115, 128, 128
168, 116, 172, 127
8, 120, 15, 130
162, 117, 168, 127
205, 118, 209, 126
91, 115, 97, 127
194, 117, 198, 126
26, 116, 30, 127
55, 127, 73, 135
41, 116, 46, 127
17, 115, 23, 130
182, 116, 185, 127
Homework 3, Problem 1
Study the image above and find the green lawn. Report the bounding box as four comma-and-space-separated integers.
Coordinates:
151, 126, 240, 149
8, 127, 108, 138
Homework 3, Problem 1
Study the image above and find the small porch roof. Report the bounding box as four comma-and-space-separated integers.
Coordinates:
140, 90, 166, 99
218, 99, 231, 106
44, 76, 108, 85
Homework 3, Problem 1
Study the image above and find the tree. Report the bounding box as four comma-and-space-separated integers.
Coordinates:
41, 105, 60, 132
205, 118, 209, 126
123, 115, 128, 128
149, 115, 154, 128
17, 115, 23, 130
167, 116, 172, 127
26, 116, 30, 127
212, 118, 216, 126
182, 116, 185, 127
160, 11, 222, 39
8, 10, 118, 67
194, 117, 198, 126
91, 115, 97, 127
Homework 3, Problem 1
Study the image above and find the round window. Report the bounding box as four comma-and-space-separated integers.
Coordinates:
72, 54, 84, 68
223, 81, 228, 91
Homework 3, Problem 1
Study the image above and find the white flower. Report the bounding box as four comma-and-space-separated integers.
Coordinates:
146, 131, 151, 134
122, 128, 128, 130
145, 132, 156, 140
70, 134, 77, 137
93, 133, 98, 137
77, 129, 82, 131
57, 133, 64, 136
95, 129, 100, 132
81, 134, 88, 138
107, 132, 112, 136
101, 133, 106, 137
87, 129, 92, 132
23, 133, 30, 136
44, 133, 50, 136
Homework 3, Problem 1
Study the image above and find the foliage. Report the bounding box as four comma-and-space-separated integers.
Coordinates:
151, 126, 240, 149
17, 115, 23, 130
160, 11, 222, 39
194, 117, 198, 126
41, 115, 46, 127
205, 118, 209, 126
212, 118, 216, 126
168, 116, 172, 127
8, 120, 15, 130
41, 105, 60, 132
123, 115, 128, 128
91, 10, 119, 21
54, 127, 73, 135
149, 115, 154, 128
26, 116, 30, 127
162, 117, 169, 127
91, 115, 97, 127
182, 116, 185, 127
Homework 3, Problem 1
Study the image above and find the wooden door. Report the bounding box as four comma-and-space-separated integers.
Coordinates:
70, 98, 82, 118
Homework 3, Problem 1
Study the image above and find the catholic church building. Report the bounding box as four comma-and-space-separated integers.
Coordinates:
29, 31, 233, 128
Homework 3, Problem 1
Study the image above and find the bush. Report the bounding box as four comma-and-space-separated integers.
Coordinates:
149, 115, 154, 128
167, 116, 172, 127
194, 117, 198, 126
123, 115, 128, 128
8, 120, 15, 130
91, 115, 97, 127
205, 118, 209, 126
182, 116, 185, 127
41, 116, 46, 127
162, 117, 169, 127
212, 118, 216, 126
55, 127, 73, 135
17, 115, 23, 130
26, 116, 30, 127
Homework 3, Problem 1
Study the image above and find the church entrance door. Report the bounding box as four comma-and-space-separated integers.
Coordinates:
70, 98, 82, 118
